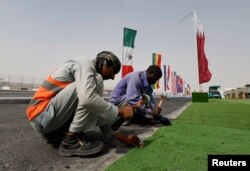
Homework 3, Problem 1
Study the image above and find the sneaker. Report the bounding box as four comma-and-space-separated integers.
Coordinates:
59, 133, 104, 157
156, 115, 172, 126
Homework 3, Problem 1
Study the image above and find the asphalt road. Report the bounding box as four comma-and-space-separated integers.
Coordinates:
0, 97, 191, 171
0, 90, 35, 97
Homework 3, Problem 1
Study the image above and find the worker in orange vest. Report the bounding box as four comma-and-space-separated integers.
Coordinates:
27, 51, 140, 157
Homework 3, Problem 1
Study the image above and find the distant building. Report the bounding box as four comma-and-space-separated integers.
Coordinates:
224, 84, 250, 99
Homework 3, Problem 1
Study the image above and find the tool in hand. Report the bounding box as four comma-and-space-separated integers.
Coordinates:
111, 100, 144, 131
155, 95, 172, 126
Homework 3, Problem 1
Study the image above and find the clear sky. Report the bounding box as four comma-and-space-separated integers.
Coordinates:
0, 0, 249, 92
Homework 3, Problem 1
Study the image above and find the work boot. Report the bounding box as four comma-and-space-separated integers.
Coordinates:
43, 121, 72, 148
59, 133, 104, 157
43, 131, 65, 148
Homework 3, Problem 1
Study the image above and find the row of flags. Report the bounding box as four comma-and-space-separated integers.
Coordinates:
121, 10, 212, 94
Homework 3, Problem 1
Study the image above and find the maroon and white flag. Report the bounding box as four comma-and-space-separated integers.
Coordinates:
167, 65, 170, 90
193, 11, 212, 84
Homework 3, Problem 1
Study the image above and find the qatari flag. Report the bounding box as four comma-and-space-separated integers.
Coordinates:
193, 11, 212, 84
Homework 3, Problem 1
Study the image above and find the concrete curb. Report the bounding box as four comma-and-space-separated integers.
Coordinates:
0, 97, 110, 104
81, 101, 192, 171
167, 102, 192, 120
0, 97, 31, 104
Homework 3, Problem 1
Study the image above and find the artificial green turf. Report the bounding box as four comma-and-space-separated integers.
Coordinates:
106, 99, 250, 171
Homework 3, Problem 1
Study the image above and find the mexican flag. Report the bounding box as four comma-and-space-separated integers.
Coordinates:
122, 28, 137, 77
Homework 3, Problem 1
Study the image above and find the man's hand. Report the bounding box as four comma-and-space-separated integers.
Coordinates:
135, 99, 144, 108
151, 106, 162, 117
114, 132, 141, 147
125, 134, 141, 147
118, 100, 145, 120
118, 105, 135, 120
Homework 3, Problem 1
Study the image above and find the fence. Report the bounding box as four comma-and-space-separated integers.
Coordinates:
0, 74, 44, 91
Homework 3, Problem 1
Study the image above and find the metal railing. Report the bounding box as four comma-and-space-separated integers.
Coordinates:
0, 74, 44, 91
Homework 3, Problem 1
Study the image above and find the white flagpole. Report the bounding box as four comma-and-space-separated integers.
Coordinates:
178, 11, 193, 23
192, 10, 203, 92
121, 28, 124, 78
178, 10, 203, 92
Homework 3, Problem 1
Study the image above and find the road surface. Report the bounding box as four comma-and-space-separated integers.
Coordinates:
0, 97, 191, 171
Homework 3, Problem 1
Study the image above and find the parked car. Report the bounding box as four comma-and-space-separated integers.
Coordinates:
208, 85, 222, 99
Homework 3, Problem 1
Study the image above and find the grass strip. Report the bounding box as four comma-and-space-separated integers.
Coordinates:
106, 99, 250, 171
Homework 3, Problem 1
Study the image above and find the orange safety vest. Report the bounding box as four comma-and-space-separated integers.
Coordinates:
27, 75, 70, 121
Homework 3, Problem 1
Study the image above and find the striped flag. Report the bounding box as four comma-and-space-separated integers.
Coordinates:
176, 75, 180, 93
193, 11, 212, 84
176, 76, 183, 93
179, 77, 183, 93
152, 53, 161, 89
164, 65, 170, 91
122, 27, 137, 77
167, 65, 170, 90
171, 71, 177, 94
163, 65, 167, 91
187, 84, 191, 95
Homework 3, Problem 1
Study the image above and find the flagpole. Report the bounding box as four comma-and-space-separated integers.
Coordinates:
178, 11, 193, 23
121, 30, 124, 79
179, 11, 201, 92
192, 10, 202, 92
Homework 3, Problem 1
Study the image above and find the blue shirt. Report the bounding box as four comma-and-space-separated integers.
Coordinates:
110, 71, 156, 110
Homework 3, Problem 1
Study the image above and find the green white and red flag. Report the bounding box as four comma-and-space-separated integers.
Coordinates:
122, 27, 137, 77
